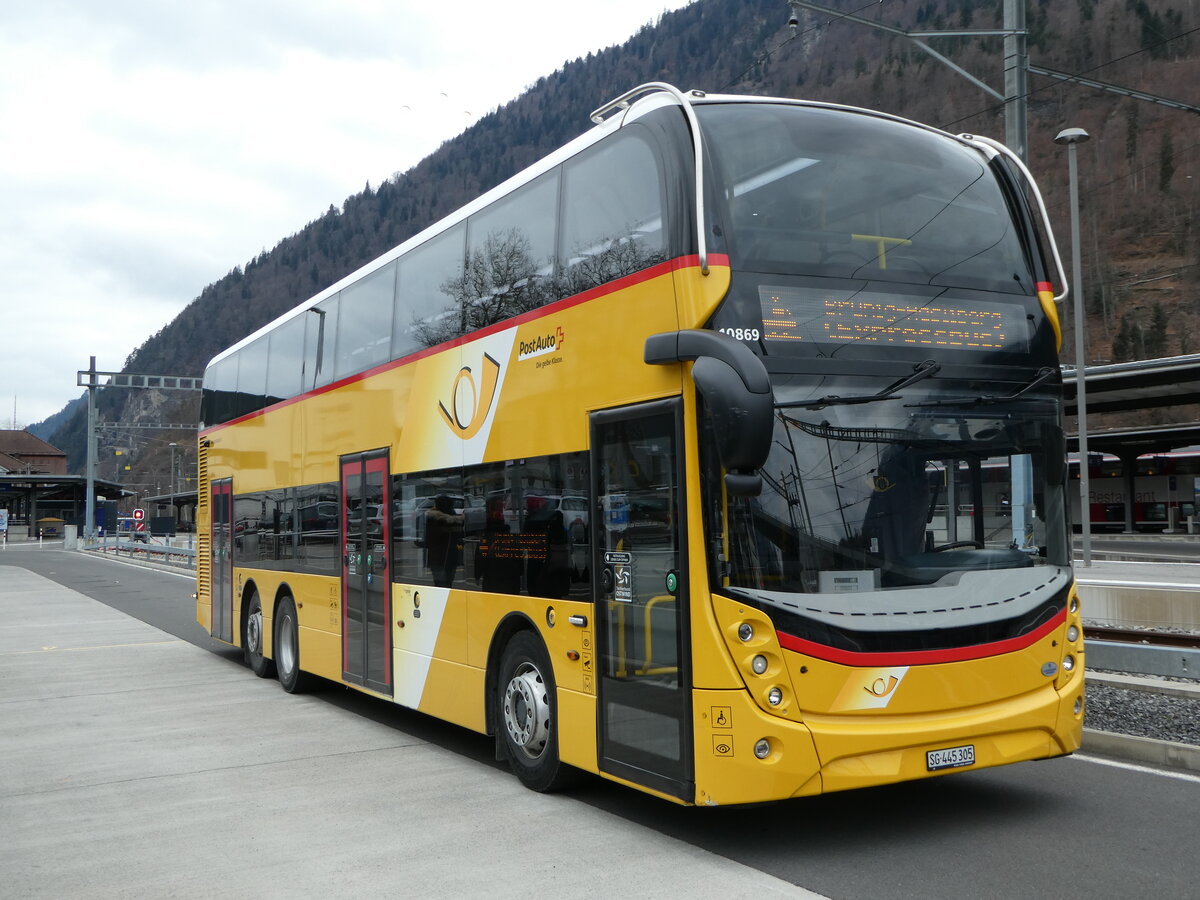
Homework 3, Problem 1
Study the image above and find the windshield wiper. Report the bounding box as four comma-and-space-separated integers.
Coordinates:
775, 360, 940, 411
904, 366, 1057, 408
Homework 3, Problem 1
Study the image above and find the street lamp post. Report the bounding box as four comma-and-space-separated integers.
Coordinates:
1055, 126, 1092, 567
169, 442, 178, 498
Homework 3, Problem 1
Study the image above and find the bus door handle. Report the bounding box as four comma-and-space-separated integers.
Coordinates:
568, 614, 588, 627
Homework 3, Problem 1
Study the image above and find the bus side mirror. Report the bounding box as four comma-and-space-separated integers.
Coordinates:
644, 330, 773, 496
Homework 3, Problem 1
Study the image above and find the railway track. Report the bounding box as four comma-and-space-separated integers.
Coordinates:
1085, 624, 1200, 650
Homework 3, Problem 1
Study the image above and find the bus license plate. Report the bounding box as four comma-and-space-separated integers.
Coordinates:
927, 745, 975, 771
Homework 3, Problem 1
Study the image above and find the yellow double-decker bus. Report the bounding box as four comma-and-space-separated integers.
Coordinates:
197, 83, 1084, 805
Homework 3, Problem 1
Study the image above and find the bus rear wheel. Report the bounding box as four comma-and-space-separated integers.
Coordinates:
274, 595, 311, 694
496, 631, 574, 792
244, 590, 274, 678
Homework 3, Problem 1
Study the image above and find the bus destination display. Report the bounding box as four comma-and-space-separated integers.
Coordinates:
759, 284, 1028, 352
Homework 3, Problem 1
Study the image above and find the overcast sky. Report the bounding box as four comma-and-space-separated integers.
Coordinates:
0, 0, 696, 428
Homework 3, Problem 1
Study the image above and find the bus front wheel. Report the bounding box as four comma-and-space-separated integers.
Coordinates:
244, 590, 274, 679
497, 631, 573, 792
274, 595, 311, 694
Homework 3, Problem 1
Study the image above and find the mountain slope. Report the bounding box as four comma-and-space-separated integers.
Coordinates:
50, 0, 1200, 482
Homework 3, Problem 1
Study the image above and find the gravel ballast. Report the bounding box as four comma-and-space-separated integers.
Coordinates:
1084, 678, 1200, 746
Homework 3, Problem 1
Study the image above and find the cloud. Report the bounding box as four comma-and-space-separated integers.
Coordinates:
0, 0, 692, 427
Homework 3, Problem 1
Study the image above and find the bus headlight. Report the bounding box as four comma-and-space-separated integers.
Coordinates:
1062, 654, 1076, 672
1067, 625, 1079, 643
751, 654, 768, 675
767, 686, 783, 706
738, 622, 754, 642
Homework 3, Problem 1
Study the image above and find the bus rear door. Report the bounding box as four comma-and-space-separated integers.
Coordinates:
340, 451, 393, 696
210, 479, 234, 643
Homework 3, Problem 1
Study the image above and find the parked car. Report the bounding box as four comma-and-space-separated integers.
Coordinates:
393, 495, 483, 542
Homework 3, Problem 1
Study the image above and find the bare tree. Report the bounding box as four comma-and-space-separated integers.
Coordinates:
413, 227, 665, 348
414, 229, 553, 347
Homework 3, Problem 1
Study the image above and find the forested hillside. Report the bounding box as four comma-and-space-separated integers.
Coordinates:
46, 0, 1200, 486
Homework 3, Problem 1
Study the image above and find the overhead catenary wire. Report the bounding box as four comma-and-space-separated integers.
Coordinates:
777, 6, 1198, 225
937, 21, 1200, 133
720, 0, 897, 91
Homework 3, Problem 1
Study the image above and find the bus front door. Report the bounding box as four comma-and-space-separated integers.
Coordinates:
591, 399, 693, 802
340, 451, 393, 696
210, 478, 233, 643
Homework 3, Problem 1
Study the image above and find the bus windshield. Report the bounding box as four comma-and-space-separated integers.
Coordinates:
721, 375, 1070, 619
699, 102, 1035, 296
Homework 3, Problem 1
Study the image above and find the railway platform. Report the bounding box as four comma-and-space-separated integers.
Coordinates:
1074, 558, 1200, 632
0, 564, 816, 898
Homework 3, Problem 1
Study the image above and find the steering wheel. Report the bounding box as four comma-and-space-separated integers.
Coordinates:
933, 540, 984, 552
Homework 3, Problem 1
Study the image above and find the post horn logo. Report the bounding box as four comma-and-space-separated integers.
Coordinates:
865, 675, 901, 698
832, 666, 909, 711
439, 353, 501, 440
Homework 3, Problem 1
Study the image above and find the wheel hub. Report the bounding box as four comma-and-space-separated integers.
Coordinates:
247, 608, 263, 655
503, 663, 549, 759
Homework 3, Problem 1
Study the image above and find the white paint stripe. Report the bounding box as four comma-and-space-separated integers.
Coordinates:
1071, 753, 1200, 784
392, 585, 450, 709
1075, 579, 1200, 590
460, 328, 517, 466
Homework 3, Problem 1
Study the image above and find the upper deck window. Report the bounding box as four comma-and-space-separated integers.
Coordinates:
335, 262, 396, 380
698, 103, 1035, 296
266, 313, 306, 401
559, 131, 666, 293
398, 223, 467, 353
203, 120, 673, 427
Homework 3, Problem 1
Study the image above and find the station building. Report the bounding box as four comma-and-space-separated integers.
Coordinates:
0, 429, 126, 540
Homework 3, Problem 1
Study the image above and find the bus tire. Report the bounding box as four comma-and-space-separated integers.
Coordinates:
274, 595, 311, 694
244, 589, 274, 679
496, 631, 574, 792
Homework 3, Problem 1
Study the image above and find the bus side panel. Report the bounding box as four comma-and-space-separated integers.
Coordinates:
238, 570, 345, 683
462, 594, 596, 690
409, 657, 487, 733
388, 585, 596, 756
392, 584, 469, 670
557, 688, 599, 772
291, 575, 345, 684
205, 362, 420, 498
297, 621, 344, 684
392, 582, 471, 720
462, 593, 598, 768
481, 270, 685, 463
672, 258, 731, 329
196, 593, 211, 634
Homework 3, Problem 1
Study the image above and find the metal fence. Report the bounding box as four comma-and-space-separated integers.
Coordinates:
90, 534, 196, 569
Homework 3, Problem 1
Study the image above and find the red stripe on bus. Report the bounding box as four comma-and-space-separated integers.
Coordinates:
198, 254, 729, 437
774, 607, 1066, 666
1036, 281, 1054, 294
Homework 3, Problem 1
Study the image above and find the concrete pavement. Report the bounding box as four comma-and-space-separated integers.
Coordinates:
0, 565, 820, 899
